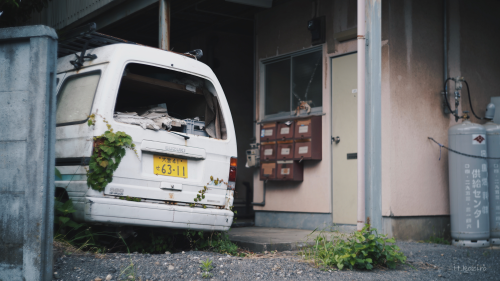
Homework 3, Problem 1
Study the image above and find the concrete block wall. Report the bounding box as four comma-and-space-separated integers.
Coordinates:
0, 25, 58, 281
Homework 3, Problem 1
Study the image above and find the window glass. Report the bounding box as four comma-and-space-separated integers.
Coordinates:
265, 58, 291, 116
292, 51, 322, 110
263, 48, 322, 118
56, 72, 100, 125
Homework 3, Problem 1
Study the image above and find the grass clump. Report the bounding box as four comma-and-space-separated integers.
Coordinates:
185, 230, 239, 255
304, 224, 406, 270
200, 258, 214, 278
421, 228, 450, 245
424, 235, 450, 245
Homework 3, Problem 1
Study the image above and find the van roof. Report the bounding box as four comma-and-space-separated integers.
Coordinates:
57, 43, 212, 75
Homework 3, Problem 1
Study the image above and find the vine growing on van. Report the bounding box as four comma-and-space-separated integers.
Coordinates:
190, 176, 229, 209
86, 113, 137, 192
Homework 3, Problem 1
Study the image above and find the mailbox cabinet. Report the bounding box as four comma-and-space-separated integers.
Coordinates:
260, 142, 277, 161
258, 115, 322, 181
277, 141, 294, 160
260, 122, 277, 141
277, 121, 294, 139
260, 162, 276, 180
276, 160, 303, 181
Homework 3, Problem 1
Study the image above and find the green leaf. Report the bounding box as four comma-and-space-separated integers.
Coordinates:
55, 168, 62, 180
58, 216, 70, 224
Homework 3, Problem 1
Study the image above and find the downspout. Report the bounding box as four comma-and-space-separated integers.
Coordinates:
357, 0, 366, 231
443, 0, 447, 92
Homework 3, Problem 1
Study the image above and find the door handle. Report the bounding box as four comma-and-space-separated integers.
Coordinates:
332, 136, 340, 144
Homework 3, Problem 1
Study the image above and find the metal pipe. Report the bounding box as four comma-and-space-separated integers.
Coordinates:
357, 0, 366, 231
444, 0, 447, 92
159, 0, 171, 50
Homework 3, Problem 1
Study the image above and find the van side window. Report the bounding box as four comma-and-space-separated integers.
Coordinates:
56, 72, 101, 125
113, 63, 227, 140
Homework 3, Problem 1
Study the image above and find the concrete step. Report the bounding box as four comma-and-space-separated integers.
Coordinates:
228, 226, 347, 253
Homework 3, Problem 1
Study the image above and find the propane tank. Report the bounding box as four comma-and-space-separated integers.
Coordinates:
484, 121, 500, 245
448, 119, 490, 247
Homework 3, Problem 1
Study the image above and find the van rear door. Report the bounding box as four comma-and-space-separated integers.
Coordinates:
101, 61, 235, 209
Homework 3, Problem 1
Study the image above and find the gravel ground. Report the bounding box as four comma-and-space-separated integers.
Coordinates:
53, 241, 500, 281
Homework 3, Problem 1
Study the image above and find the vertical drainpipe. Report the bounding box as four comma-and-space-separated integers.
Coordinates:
357, 0, 366, 232
443, 0, 447, 91
159, 0, 171, 50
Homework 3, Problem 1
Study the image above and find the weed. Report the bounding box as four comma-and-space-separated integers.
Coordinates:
303, 224, 407, 270
422, 227, 450, 245
118, 234, 137, 281
184, 230, 239, 255
424, 235, 451, 245
200, 258, 213, 278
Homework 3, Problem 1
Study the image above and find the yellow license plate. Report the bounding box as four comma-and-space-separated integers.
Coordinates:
153, 155, 188, 178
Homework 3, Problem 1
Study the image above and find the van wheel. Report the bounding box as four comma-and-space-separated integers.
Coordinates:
55, 187, 69, 203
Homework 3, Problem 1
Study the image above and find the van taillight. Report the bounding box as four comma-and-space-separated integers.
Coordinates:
228, 157, 237, 190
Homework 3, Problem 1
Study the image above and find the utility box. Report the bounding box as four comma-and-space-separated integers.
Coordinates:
0, 25, 57, 281
246, 143, 260, 167
276, 160, 303, 181
260, 162, 277, 180
260, 122, 277, 141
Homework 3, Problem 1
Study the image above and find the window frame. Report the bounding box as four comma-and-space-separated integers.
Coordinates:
259, 46, 323, 121
55, 70, 101, 127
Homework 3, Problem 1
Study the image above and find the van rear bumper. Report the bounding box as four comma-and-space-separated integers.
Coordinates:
83, 197, 233, 231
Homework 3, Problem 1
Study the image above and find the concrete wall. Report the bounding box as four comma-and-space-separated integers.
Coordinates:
253, 0, 357, 219
381, 0, 500, 239
0, 25, 57, 281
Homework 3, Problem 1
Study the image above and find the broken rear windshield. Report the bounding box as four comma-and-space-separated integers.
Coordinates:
113, 63, 227, 139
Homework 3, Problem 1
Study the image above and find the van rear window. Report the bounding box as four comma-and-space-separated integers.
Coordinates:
56, 72, 100, 125
113, 63, 227, 139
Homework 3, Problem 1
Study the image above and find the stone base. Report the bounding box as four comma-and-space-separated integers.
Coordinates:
255, 211, 356, 231
383, 215, 451, 241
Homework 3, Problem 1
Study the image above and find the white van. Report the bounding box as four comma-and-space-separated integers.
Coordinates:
54, 43, 237, 231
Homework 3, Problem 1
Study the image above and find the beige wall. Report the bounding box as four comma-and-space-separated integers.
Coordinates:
381, 0, 500, 217
253, 0, 357, 214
